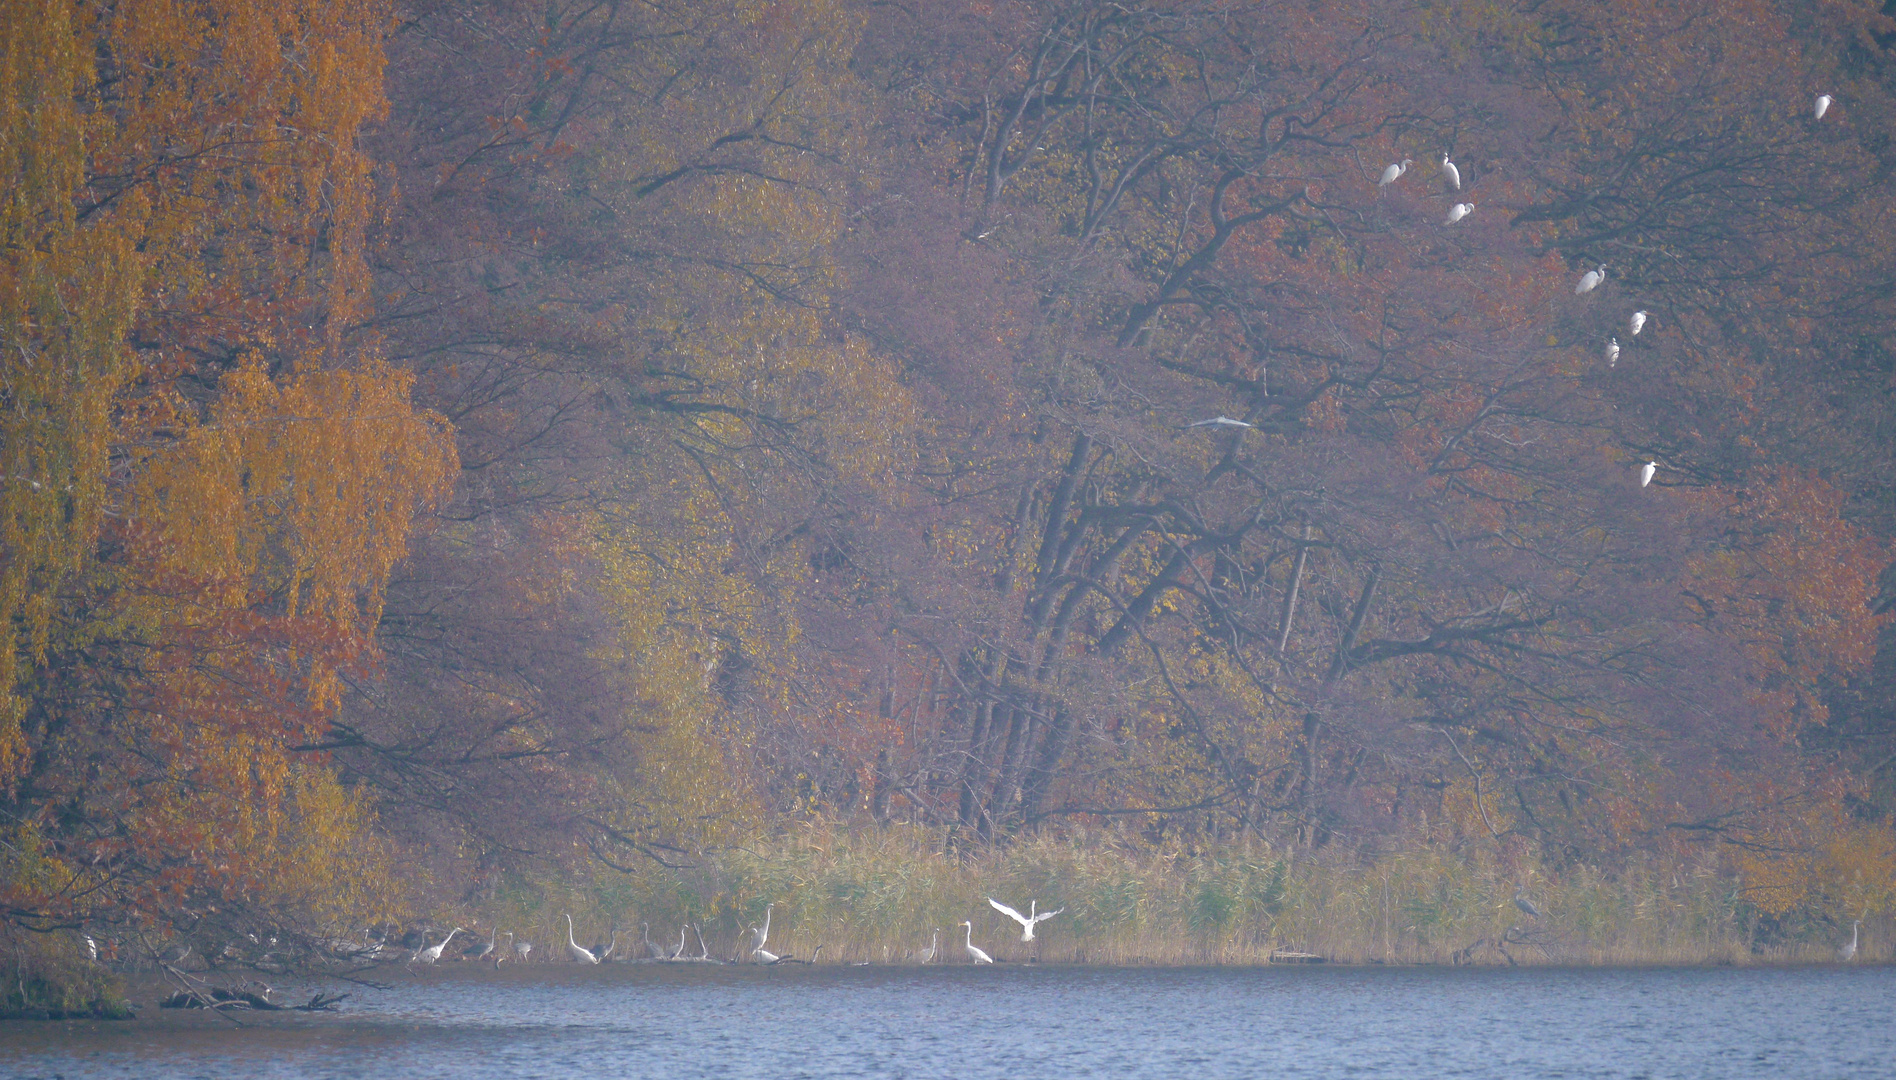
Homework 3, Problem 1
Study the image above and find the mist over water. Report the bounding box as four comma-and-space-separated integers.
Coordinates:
3, 964, 1888, 1079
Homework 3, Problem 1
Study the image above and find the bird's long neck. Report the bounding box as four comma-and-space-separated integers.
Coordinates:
964, 924, 974, 947
760, 906, 771, 941
566, 914, 579, 948
1854, 923, 1860, 946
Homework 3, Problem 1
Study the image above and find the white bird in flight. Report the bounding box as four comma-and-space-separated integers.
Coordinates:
1640, 461, 1657, 488
1378, 158, 1414, 187
1628, 310, 1648, 337
1604, 338, 1620, 367
563, 914, 598, 964
1441, 154, 1461, 190
1188, 416, 1252, 428
987, 897, 1065, 942
1575, 265, 1607, 294
958, 920, 994, 964
1444, 202, 1474, 225
1815, 93, 1833, 120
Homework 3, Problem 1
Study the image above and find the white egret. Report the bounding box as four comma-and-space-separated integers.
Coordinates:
672, 926, 689, 960
1441, 154, 1461, 190
642, 922, 666, 960
1840, 920, 1860, 962
1575, 265, 1607, 294
1815, 94, 1833, 120
1444, 202, 1474, 225
1377, 158, 1414, 187
987, 897, 1066, 942
416, 927, 464, 964
1640, 461, 1657, 488
958, 921, 994, 964
1628, 310, 1648, 337
1605, 338, 1620, 367
1513, 889, 1542, 919
748, 925, 779, 964
512, 936, 533, 963
919, 928, 940, 963
1188, 416, 1252, 429
563, 914, 598, 964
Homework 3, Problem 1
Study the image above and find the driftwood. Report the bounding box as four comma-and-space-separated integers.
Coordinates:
161, 987, 349, 1012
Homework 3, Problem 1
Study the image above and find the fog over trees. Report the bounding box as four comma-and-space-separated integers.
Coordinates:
4, 0, 1895, 970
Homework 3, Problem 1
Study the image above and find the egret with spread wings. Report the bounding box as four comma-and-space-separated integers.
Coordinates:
987, 897, 1065, 942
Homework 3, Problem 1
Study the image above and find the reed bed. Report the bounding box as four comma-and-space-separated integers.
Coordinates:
482, 824, 1885, 967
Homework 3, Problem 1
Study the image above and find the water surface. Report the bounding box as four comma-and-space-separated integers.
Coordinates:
1, 963, 1886, 1079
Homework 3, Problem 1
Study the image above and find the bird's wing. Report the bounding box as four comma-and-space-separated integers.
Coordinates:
988, 897, 1030, 927
1030, 907, 1067, 924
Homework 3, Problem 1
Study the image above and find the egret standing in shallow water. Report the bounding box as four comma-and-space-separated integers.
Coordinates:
1840, 920, 1860, 962
1640, 461, 1658, 488
1628, 310, 1648, 337
563, 914, 598, 964
919, 928, 940, 963
959, 921, 994, 964
1444, 202, 1474, 225
1378, 158, 1413, 187
1815, 93, 1833, 120
513, 935, 533, 963
416, 928, 464, 964
988, 897, 1065, 942
1441, 154, 1461, 191
1576, 265, 1607, 294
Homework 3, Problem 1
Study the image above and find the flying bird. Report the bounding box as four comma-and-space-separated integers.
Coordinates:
1628, 310, 1648, 337
1377, 158, 1414, 187
1441, 154, 1461, 190
958, 920, 994, 964
1444, 202, 1474, 225
1605, 338, 1620, 367
1575, 265, 1607, 294
987, 897, 1065, 942
1188, 416, 1252, 429
1640, 461, 1657, 488
1815, 93, 1833, 120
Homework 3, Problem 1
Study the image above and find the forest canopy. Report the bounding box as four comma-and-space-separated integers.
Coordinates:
4, 0, 1896, 975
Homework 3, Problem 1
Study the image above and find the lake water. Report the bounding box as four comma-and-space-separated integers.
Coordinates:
1, 963, 1889, 1079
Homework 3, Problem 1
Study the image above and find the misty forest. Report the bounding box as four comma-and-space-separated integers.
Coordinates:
5, 0, 1896, 1012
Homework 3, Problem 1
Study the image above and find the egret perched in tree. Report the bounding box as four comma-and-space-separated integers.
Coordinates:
1513, 889, 1542, 919
1378, 158, 1413, 187
1840, 920, 1860, 962
1575, 265, 1607, 294
1444, 202, 1474, 225
416, 928, 464, 964
958, 921, 994, 964
1605, 338, 1620, 367
563, 914, 598, 964
1441, 154, 1461, 190
1640, 461, 1658, 488
1628, 310, 1648, 337
987, 897, 1066, 942
1815, 93, 1833, 120
1188, 416, 1251, 429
